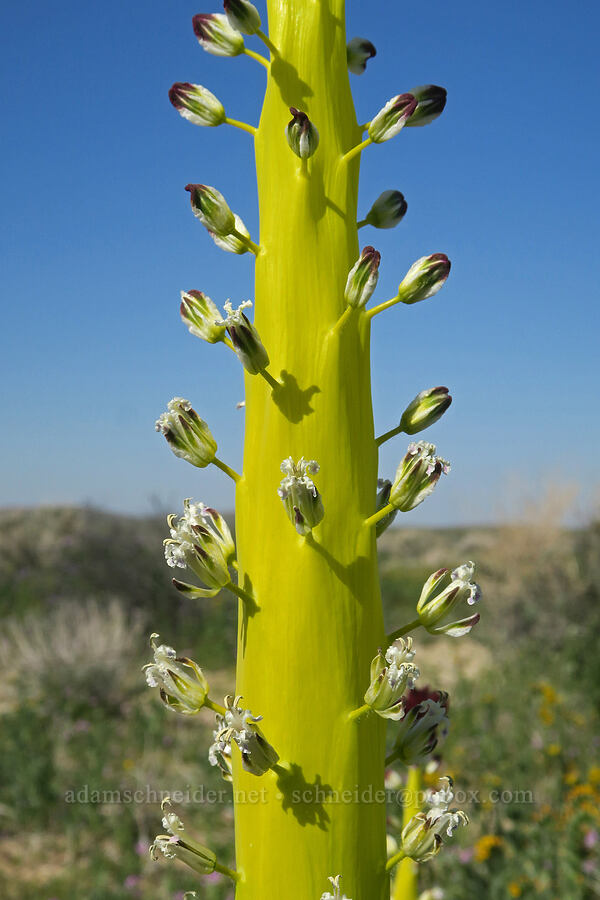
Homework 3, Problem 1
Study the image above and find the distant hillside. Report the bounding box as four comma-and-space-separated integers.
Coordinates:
0, 505, 595, 667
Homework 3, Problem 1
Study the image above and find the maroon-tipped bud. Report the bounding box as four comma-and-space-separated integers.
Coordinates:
399, 387, 452, 435
192, 13, 245, 56
347, 37, 377, 75
168, 82, 226, 127
223, 0, 261, 35
368, 93, 418, 143
405, 85, 447, 127
364, 190, 408, 229
185, 184, 235, 237
397, 253, 451, 305
286, 107, 320, 159
344, 246, 381, 308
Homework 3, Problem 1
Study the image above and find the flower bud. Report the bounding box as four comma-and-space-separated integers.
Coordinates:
223, 0, 261, 35
399, 386, 452, 435
144, 634, 209, 715
322, 875, 352, 899
364, 190, 407, 229
346, 37, 376, 75
405, 85, 447, 127
375, 479, 398, 537
278, 457, 324, 535
151, 798, 217, 874
217, 300, 269, 374
168, 82, 226, 127
397, 254, 451, 305
208, 213, 252, 254
214, 695, 279, 776
390, 441, 450, 512
185, 183, 236, 237
286, 107, 320, 159
400, 777, 468, 862
364, 637, 420, 720
180, 291, 227, 344
389, 688, 450, 765
416, 561, 481, 636
368, 93, 418, 143
192, 13, 245, 56
344, 246, 381, 308
155, 398, 217, 468
164, 499, 235, 599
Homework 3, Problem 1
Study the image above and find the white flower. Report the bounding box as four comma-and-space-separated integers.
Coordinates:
150, 798, 217, 874
451, 560, 482, 605
217, 299, 253, 327
216, 301, 270, 374
155, 398, 217, 468
164, 499, 235, 599
416, 563, 482, 636
390, 441, 450, 513
364, 637, 420, 720
278, 457, 324, 535
278, 457, 320, 498
407, 441, 451, 476
143, 633, 209, 715
321, 874, 351, 899
212, 696, 279, 777
400, 777, 469, 862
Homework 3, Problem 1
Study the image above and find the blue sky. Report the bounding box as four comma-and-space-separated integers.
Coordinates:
1, 0, 598, 524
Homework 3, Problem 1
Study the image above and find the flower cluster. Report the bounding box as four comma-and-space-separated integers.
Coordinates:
416, 561, 482, 636
400, 777, 469, 862
364, 638, 420, 720
155, 398, 217, 468
144, 634, 209, 715
209, 695, 279, 777
150, 798, 217, 874
390, 441, 450, 512
217, 300, 269, 374
278, 457, 325, 535
389, 687, 450, 766
164, 499, 235, 599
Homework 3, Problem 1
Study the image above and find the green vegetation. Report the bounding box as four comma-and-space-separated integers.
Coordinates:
0, 506, 598, 899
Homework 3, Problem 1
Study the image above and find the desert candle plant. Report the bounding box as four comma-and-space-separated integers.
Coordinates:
148, 2, 478, 897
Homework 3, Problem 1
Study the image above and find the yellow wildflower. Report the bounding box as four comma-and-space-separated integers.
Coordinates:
589, 766, 600, 785
473, 834, 503, 861
536, 682, 558, 704
539, 704, 555, 726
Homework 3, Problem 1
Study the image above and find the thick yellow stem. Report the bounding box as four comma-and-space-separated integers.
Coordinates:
391, 768, 423, 900
233, 1, 388, 897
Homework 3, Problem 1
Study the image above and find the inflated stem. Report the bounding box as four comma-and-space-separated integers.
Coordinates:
234, 1, 387, 897
391, 767, 422, 899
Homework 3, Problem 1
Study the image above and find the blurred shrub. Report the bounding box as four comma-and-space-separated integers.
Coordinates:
0, 597, 145, 715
